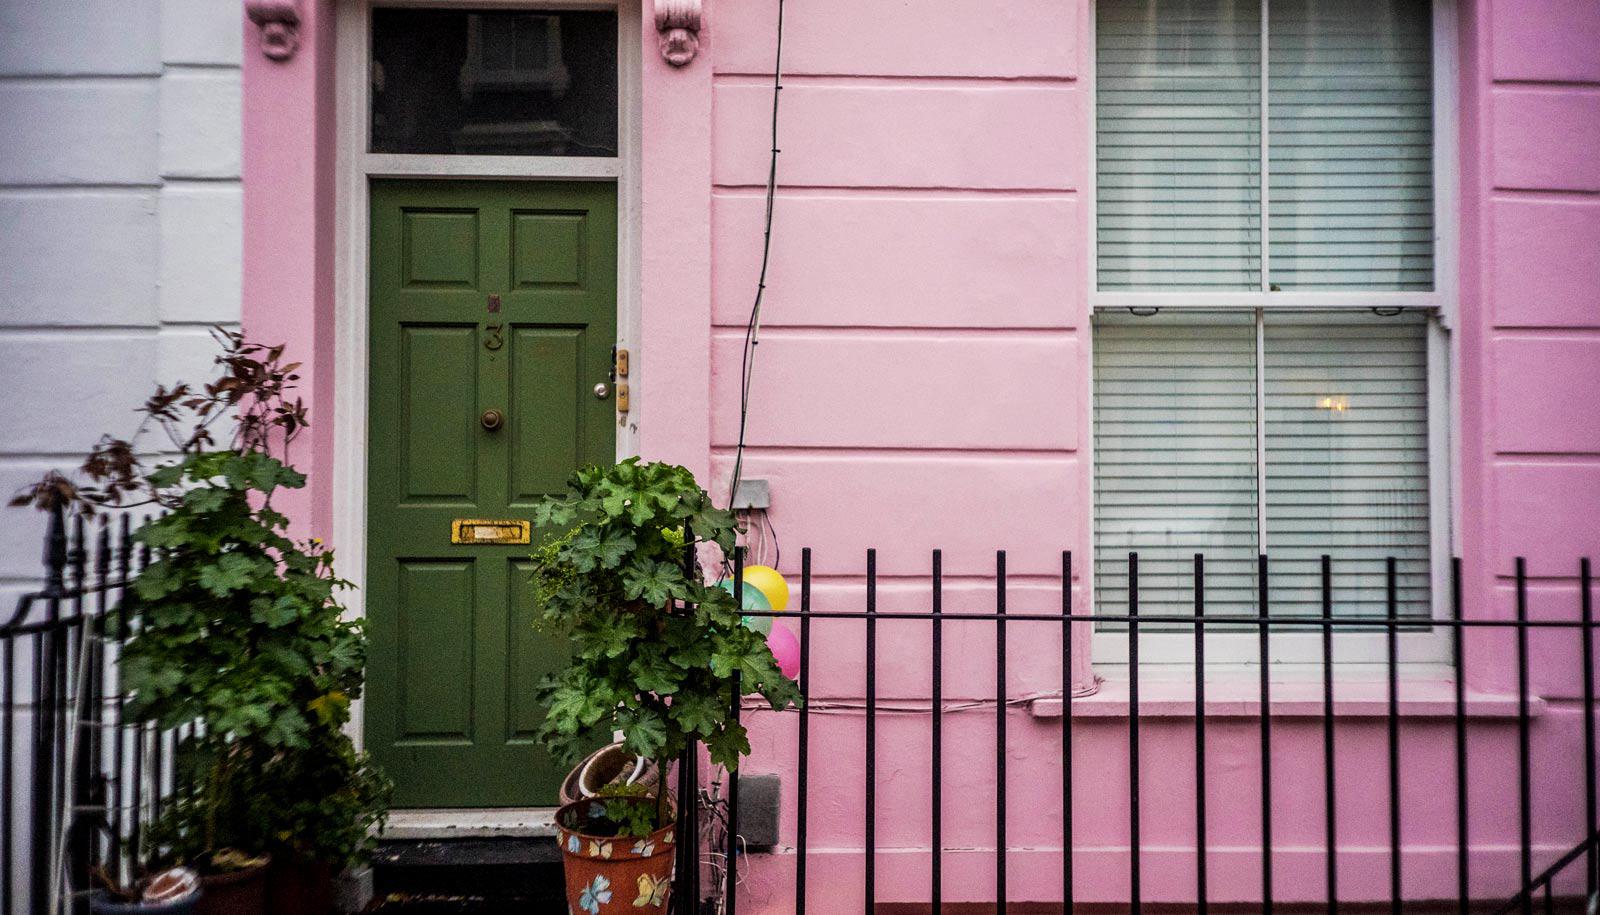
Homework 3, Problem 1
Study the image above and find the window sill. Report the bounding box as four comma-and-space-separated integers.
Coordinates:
1029, 677, 1541, 720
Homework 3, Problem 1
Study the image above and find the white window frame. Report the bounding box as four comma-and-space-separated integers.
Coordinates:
1085, 0, 1460, 669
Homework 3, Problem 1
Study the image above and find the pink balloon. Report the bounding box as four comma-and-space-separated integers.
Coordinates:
766, 623, 801, 680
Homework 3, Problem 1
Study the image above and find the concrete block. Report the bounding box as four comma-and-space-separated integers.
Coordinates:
159, 70, 241, 179
0, 0, 160, 76
161, 0, 242, 66
158, 324, 233, 386
0, 82, 160, 185
159, 183, 242, 323
0, 191, 160, 327
0, 331, 159, 453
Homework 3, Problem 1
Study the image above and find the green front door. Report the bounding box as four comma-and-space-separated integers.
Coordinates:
366, 179, 617, 808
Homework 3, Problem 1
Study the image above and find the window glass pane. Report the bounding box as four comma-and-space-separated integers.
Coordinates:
371, 8, 618, 157
1263, 311, 1431, 616
1267, 0, 1433, 289
1093, 311, 1260, 627
1096, 0, 1263, 290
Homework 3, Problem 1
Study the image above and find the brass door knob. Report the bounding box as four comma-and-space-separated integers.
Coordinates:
480, 409, 503, 431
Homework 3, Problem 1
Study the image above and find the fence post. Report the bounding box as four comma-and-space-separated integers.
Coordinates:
32, 503, 67, 915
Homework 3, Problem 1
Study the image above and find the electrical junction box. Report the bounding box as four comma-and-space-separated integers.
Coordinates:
737, 773, 781, 849
731, 479, 770, 510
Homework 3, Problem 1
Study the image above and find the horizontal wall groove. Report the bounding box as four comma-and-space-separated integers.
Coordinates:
0, 183, 162, 194
0, 322, 237, 338
713, 72, 1077, 88
1492, 452, 1600, 463
161, 62, 242, 74
0, 73, 158, 84
713, 184, 1078, 198
1490, 187, 1600, 200
710, 444, 1077, 460
711, 324, 1078, 337
0, 451, 173, 464
156, 175, 243, 185
1492, 78, 1600, 92
1491, 326, 1600, 339
803, 571, 1071, 585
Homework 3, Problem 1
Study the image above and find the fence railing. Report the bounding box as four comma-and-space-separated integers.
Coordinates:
7, 512, 1596, 914
2, 505, 181, 915
679, 547, 1600, 915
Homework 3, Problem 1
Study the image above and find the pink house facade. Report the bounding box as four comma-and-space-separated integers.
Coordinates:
239, 0, 1600, 910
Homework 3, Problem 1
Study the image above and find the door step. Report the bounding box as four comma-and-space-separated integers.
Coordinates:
367, 837, 565, 913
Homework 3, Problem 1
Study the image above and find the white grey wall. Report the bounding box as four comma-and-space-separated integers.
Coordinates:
0, 0, 242, 602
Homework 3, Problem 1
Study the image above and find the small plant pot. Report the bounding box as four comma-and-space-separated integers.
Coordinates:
556, 798, 676, 914
196, 856, 271, 915
90, 891, 200, 915
266, 855, 334, 915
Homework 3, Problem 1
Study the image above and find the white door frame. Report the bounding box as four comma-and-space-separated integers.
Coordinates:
332, 0, 643, 758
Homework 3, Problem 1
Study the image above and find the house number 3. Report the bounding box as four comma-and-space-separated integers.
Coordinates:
484, 323, 503, 351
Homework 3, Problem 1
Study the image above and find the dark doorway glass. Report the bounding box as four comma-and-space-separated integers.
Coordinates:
371, 8, 618, 157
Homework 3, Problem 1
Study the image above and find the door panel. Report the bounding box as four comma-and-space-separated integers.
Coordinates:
400, 325, 479, 502
367, 179, 617, 808
395, 560, 476, 744
509, 326, 586, 504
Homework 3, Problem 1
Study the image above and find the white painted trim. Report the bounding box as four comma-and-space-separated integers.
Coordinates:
333, 0, 644, 767
381, 807, 558, 840
1253, 307, 1268, 558
1258, 0, 1270, 294
1094, 291, 1448, 311
1084, 0, 1462, 670
363, 153, 621, 179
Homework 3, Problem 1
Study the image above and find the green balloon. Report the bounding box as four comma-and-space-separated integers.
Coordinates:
720, 579, 773, 635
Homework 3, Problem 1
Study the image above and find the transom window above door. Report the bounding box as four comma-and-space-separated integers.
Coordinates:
1095, 0, 1438, 294
370, 8, 619, 157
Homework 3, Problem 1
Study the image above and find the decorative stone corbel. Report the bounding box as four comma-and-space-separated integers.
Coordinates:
654, 0, 702, 67
246, 0, 302, 62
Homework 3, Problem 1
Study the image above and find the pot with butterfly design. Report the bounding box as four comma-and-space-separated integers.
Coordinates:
555, 796, 676, 914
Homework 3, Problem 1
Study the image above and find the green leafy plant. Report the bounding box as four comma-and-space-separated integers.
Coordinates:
259, 731, 393, 870
13, 329, 388, 871
591, 783, 658, 840
529, 459, 800, 829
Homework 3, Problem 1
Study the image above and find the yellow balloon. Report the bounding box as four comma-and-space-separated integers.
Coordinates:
740, 565, 789, 611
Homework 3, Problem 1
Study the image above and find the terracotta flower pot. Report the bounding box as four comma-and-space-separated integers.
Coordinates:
196, 856, 271, 915
556, 798, 676, 914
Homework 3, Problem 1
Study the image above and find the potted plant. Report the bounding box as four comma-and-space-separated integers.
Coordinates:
13, 331, 383, 915
89, 867, 201, 914
144, 740, 277, 915
259, 731, 391, 914
527, 459, 801, 913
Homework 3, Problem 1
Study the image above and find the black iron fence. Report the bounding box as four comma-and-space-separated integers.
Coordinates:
2, 505, 183, 915
6, 511, 1597, 914
678, 547, 1600, 915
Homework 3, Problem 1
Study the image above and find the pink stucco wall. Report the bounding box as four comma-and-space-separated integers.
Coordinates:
238, 0, 1600, 908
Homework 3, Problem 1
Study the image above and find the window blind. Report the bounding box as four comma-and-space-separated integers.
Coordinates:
1096, 0, 1263, 290
1093, 311, 1260, 621
1095, 0, 1435, 292
1267, 0, 1434, 289
1093, 311, 1432, 622
1263, 312, 1431, 616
